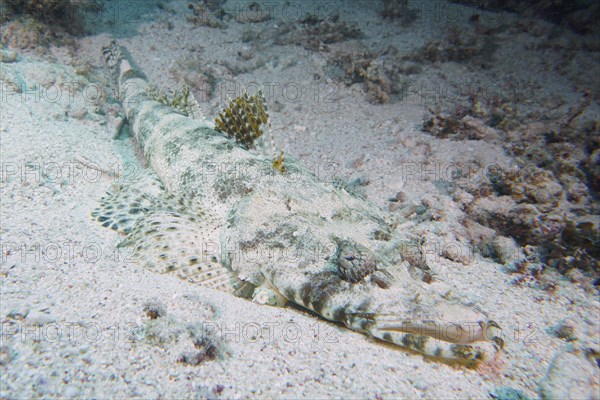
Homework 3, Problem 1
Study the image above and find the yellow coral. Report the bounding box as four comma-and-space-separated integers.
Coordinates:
147, 84, 203, 120
272, 149, 285, 173
214, 90, 268, 149
215, 89, 285, 173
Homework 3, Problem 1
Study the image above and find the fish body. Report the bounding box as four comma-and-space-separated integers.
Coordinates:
95, 41, 503, 364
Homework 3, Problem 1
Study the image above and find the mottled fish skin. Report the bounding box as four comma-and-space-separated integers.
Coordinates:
96, 41, 504, 365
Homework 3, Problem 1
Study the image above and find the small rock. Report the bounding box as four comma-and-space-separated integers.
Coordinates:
441, 244, 471, 265
293, 124, 306, 132
350, 153, 366, 169
371, 269, 394, 289
453, 189, 474, 208
51, 111, 68, 121
547, 321, 577, 342
538, 348, 599, 400
0, 345, 15, 366
68, 107, 87, 120
391, 191, 407, 203
388, 202, 402, 212
143, 299, 166, 319
491, 387, 531, 400
8, 305, 30, 319
64, 385, 80, 398
26, 310, 57, 326
411, 378, 429, 391
491, 236, 521, 265
566, 269, 585, 284
0, 49, 18, 63
212, 384, 225, 395
107, 115, 125, 139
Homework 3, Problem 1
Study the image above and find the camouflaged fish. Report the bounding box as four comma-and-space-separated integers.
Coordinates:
95, 41, 504, 365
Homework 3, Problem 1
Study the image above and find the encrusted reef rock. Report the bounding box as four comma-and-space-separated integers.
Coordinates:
423, 88, 599, 279
538, 346, 600, 400
451, 0, 600, 35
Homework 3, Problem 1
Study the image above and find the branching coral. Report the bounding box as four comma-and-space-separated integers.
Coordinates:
274, 14, 363, 52
411, 25, 498, 66
214, 90, 268, 149
1, 0, 95, 34
451, 0, 600, 35
380, 0, 419, 25
422, 88, 599, 278
147, 84, 204, 120
214, 90, 285, 172
187, 1, 226, 29
271, 149, 285, 173
329, 46, 419, 104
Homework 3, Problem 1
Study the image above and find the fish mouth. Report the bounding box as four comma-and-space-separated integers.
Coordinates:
345, 312, 504, 363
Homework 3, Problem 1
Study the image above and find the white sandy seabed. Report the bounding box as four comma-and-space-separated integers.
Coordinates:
1, 0, 599, 398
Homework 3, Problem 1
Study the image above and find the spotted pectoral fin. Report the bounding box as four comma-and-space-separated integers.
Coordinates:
117, 209, 236, 292
92, 168, 239, 291
92, 168, 210, 235
345, 312, 504, 364
92, 172, 166, 235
